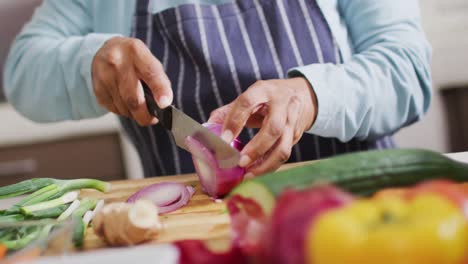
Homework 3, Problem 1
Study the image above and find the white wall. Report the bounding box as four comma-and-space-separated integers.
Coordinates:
394, 0, 468, 152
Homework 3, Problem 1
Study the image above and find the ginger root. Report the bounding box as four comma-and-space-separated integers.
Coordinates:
93, 200, 161, 246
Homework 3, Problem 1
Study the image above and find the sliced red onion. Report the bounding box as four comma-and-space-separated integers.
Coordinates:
186, 185, 196, 197
185, 123, 245, 198
127, 182, 195, 214
158, 186, 191, 214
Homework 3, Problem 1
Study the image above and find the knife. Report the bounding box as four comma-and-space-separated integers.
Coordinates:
141, 81, 240, 168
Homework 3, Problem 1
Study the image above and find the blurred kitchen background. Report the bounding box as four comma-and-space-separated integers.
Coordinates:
0, 0, 467, 183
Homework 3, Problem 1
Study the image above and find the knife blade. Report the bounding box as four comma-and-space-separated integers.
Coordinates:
141, 81, 240, 168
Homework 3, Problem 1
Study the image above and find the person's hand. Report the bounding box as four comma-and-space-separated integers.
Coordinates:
208, 77, 318, 178
92, 37, 172, 125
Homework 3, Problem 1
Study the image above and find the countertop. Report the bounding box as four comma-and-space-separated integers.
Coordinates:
0, 103, 145, 179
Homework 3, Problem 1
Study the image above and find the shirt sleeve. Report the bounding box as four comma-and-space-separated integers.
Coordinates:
288, 0, 432, 142
3, 0, 119, 123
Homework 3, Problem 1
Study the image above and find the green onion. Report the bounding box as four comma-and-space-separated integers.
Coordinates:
0, 178, 56, 199
20, 191, 79, 215
72, 199, 97, 247
27, 204, 68, 219
57, 200, 81, 221
0, 178, 111, 201
1, 227, 42, 250
0, 214, 24, 223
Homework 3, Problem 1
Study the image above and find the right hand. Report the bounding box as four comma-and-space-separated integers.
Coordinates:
92, 37, 172, 126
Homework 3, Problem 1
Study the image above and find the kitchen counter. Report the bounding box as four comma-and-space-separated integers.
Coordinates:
0, 103, 144, 180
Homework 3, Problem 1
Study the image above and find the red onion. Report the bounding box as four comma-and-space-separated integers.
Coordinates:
127, 182, 195, 214
185, 123, 245, 198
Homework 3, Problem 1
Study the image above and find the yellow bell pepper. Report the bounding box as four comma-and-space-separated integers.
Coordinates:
307, 194, 468, 264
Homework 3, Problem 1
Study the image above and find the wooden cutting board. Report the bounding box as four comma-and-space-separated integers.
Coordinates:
80, 162, 310, 251
80, 174, 231, 251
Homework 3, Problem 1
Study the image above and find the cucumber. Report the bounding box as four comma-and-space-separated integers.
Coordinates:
230, 149, 468, 214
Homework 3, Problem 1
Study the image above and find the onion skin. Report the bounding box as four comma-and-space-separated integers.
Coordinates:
186, 123, 246, 198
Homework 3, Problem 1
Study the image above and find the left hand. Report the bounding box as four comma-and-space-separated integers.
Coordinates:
208, 77, 318, 178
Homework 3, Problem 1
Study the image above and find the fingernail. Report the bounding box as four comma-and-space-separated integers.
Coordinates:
239, 155, 252, 167
221, 130, 233, 143
150, 117, 158, 125
244, 172, 254, 179
158, 96, 171, 108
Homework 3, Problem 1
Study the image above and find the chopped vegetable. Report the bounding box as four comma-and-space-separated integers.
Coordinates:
72, 199, 98, 247
0, 214, 24, 223
57, 200, 81, 221
20, 191, 79, 215
27, 204, 68, 219
93, 200, 161, 246
0, 178, 110, 201
186, 123, 245, 198
0, 178, 56, 199
128, 183, 195, 214
0, 178, 110, 252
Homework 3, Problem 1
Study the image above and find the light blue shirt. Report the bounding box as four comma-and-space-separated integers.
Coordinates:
3, 0, 432, 142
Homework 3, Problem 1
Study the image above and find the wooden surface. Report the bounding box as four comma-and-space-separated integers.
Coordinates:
80, 162, 309, 251
80, 174, 231, 251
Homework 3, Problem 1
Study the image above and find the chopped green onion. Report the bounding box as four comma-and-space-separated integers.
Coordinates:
20, 191, 80, 215
57, 200, 81, 221
0, 178, 111, 201
27, 204, 68, 219
0, 178, 56, 199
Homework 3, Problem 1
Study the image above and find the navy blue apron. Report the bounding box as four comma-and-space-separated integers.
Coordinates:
121, 0, 395, 177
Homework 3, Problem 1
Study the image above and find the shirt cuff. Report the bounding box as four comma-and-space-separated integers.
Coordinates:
288, 64, 336, 138
79, 33, 121, 117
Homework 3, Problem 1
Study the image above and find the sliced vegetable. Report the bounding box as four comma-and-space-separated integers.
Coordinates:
0, 178, 111, 201
186, 123, 245, 198
128, 182, 195, 214
1, 227, 42, 250
20, 191, 79, 215
93, 200, 161, 246
57, 200, 81, 221
0, 178, 56, 199
27, 204, 68, 219
230, 149, 468, 214
72, 199, 98, 248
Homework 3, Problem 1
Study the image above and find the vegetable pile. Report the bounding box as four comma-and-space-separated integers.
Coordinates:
174, 149, 468, 264
0, 178, 110, 253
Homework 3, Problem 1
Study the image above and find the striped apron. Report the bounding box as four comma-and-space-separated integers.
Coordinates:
121, 0, 395, 177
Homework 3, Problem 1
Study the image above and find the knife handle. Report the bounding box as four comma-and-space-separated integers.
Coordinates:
141, 81, 172, 129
